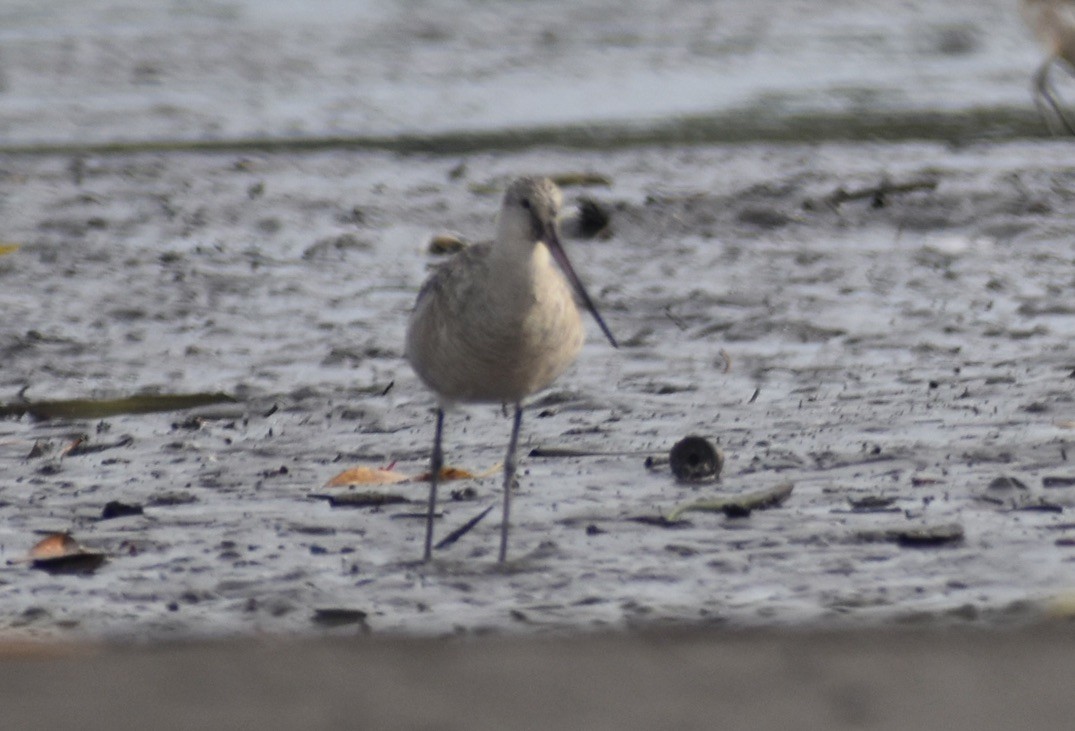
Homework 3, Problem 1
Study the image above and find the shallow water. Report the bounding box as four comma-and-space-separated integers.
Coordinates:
0, 0, 1055, 147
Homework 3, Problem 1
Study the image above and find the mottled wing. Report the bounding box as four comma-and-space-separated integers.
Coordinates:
413, 242, 493, 310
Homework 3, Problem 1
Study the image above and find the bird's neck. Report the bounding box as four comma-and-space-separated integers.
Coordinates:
489, 238, 549, 286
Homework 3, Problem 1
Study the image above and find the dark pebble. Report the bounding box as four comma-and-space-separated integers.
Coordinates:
670, 435, 723, 481
100, 500, 144, 520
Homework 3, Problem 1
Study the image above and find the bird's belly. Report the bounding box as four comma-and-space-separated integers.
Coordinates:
407, 303, 585, 405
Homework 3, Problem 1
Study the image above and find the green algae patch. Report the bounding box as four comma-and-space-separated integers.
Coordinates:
0, 392, 237, 420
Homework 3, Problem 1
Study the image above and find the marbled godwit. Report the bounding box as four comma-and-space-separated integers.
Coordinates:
1022, 0, 1075, 134
406, 176, 618, 563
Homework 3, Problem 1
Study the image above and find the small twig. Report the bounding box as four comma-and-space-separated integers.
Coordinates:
434, 505, 495, 550
665, 482, 794, 523
719, 349, 732, 373
664, 306, 688, 331
529, 447, 639, 458
816, 177, 938, 209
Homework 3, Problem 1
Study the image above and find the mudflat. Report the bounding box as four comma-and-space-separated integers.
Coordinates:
3, 141, 1075, 636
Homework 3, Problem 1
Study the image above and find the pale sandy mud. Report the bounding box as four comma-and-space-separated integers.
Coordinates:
1, 140, 1075, 638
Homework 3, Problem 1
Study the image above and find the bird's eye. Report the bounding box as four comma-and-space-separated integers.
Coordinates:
520, 198, 531, 211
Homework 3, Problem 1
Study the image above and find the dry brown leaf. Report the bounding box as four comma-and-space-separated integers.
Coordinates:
324, 466, 410, 487
412, 463, 502, 482
29, 532, 81, 559
20, 532, 107, 574
59, 435, 89, 458
325, 462, 498, 488
412, 466, 477, 482
428, 233, 468, 255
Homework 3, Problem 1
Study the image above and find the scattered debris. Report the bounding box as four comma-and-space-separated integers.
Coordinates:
736, 206, 793, 229
857, 523, 964, 547
628, 514, 692, 528
805, 176, 937, 210
549, 172, 612, 188
317, 463, 498, 514
989, 475, 1029, 491
721, 503, 752, 518
413, 465, 493, 483
669, 435, 723, 482
895, 523, 965, 547
643, 454, 670, 471
311, 608, 370, 631
719, 349, 732, 374
467, 181, 500, 196
447, 161, 466, 180
468, 173, 610, 198
428, 233, 468, 255
323, 466, 409, 487
560, 197, 612, 239
100, 501, 144, 520
323, 464, 493, 488
12, 533, 107, 574
0, 392, 236, 420
1043, 476, 1075, 488
62, 434, 134, 457
309, 492, 410, 508
1013, 497, 1064, 513
450, 486, 478, 501
575, 197, 612, 238
847, 495, 898, 512
665, 482, 794, 522
434, 505, 495, 551
26, 439, 53, 459
911, 475, 945, 486
301, 232, 372, 260
147, 491, 198, 507
530, 447, 614, 458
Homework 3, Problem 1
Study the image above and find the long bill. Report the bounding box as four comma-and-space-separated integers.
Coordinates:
544, 225, 618, 349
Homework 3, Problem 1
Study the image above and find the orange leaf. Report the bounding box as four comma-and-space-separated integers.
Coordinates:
324, 466, 410, 487
412, 466, 478, 482
29, 532, 82, 559
21, 532, 107, 574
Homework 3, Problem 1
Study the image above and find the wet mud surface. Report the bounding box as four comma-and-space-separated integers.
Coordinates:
3, 140, 1075, 638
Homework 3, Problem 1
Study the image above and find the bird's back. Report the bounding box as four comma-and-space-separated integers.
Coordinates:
1023, 0, 1075, 62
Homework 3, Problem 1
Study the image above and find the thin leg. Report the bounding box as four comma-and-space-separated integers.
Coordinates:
1033, 56, 1075, 136
423, 408, 445, 562
1055, 57, 1075, 135
498, 403, 523, 563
